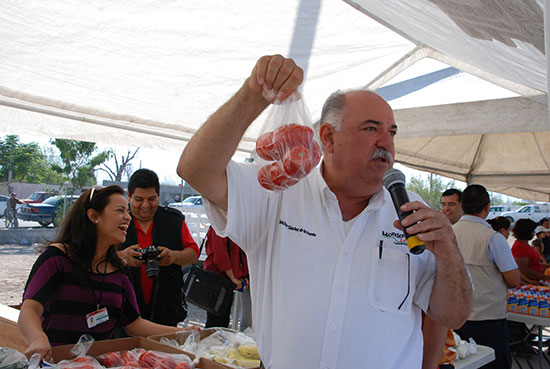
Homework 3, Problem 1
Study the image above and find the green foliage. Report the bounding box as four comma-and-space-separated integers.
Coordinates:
490, 193, 504, 205
51, 139, 112, 187
406, 174, 455, 209
0, 135, 65, 184
53, 197, 76, 227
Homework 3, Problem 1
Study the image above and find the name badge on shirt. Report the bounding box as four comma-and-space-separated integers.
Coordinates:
86, 307, 109, 328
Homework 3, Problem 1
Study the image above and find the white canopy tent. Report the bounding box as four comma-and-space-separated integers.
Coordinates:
0, 0, 548, 199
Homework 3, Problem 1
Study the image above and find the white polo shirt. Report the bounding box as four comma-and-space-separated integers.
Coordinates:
205, 161, 436, 369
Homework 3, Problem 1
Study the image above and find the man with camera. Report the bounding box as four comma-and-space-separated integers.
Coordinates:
118, 169, 199, 326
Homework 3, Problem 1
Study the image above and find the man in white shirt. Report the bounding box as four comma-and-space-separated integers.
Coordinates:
178, 55, 472, 369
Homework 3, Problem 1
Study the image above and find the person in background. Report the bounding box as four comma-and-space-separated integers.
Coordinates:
511, 219, 550, 283
7, 192, 24, 212
5, 192, 24, 226
440, 189, 464, 225
532, 224, 550, 263
203, 226, 251, 330
487, 217, 511, 241
422, 189, 465, 369
489, 216, 537, 285
539, 218, 550, 262
177, 54, 471, 369
18, 186, 198, 361
454, 184, 520, 369
118, 169, 199, 326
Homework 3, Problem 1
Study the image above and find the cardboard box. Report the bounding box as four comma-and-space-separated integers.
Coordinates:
148, 328, 219, 346
148, 329, 260, 369
52, 336, 192, 363
0, 316, 27, 353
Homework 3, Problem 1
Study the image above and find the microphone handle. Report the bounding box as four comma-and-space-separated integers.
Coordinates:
388, 184, 426, 255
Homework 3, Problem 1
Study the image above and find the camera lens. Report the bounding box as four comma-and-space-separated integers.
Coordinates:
145, 258, 160, 278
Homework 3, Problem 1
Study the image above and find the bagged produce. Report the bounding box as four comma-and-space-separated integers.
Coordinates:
254, 91, 321, 192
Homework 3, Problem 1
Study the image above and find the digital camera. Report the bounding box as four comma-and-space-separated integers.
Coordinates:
137, 246, 161, 278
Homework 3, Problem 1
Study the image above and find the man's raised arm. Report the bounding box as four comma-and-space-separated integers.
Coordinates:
177, 55, 303, 210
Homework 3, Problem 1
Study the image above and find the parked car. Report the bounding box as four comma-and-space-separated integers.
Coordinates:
501, 204, 550, 225
20, 191, 55, 204
0, 195, 8, 218
168, 195, 203, 211
181, 195, 203, 207
487, 205, 514, 219
17, 195, 79, 227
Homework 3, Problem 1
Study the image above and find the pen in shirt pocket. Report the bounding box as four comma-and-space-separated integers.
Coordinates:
379, 239, 383, 259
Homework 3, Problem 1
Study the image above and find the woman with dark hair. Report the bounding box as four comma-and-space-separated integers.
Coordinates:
488, 216, 511, 240
18, 185, 197, 361
490, 217, 539, 284
511, 218, 550, 284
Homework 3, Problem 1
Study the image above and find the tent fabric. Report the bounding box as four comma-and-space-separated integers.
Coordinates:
0, 0, 413, 154
0, 0, 548, 200
349, 0, 549, 200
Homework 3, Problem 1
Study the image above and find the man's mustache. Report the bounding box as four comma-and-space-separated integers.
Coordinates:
370, 148, 394, 163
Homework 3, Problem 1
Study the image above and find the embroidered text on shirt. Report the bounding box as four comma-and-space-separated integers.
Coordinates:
279, 220, 317, 237
382, 230, 407, 246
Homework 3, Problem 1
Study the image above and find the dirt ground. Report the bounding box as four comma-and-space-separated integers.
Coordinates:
0, 243, 41, 306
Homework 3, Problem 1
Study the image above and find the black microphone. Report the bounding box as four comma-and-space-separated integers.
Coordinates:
382, 168, 425, 255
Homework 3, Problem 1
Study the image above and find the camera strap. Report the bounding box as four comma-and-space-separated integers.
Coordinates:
148, 278, 160, 321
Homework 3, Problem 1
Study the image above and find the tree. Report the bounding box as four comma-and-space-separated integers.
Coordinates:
51, 139, 112, 188
98, 148, 140, 182
0, 135, 64, 184
490, 193, 504, 205
406, 173, 455, 209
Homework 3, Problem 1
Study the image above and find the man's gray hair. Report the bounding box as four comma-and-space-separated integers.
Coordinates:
319, 90, 347, 132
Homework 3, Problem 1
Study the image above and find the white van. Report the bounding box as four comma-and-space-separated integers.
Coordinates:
501, 204, 550, 224
488, 205, 514, 219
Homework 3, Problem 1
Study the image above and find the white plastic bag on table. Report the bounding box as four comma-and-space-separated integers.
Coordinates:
194, 329, 260, 369
0, 347, 29, 369
254, 90, 322, 191
55, 335, 102, 369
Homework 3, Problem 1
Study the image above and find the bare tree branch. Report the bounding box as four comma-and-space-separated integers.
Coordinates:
101, 147, 140, 182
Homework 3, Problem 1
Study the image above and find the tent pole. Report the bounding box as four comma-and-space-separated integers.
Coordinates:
0, 97, 255, 154
363, 45, 429, 91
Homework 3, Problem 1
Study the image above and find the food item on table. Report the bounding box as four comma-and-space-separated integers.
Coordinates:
57, 355, 99, 369
102, 351, 123, 367
98, 349, 190, 369
237, 343, 259, 360
211, 347, 260, 368
138, 351, 177, 369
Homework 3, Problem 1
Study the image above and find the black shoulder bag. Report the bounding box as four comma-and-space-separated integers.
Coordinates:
182, 237, 234, 316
